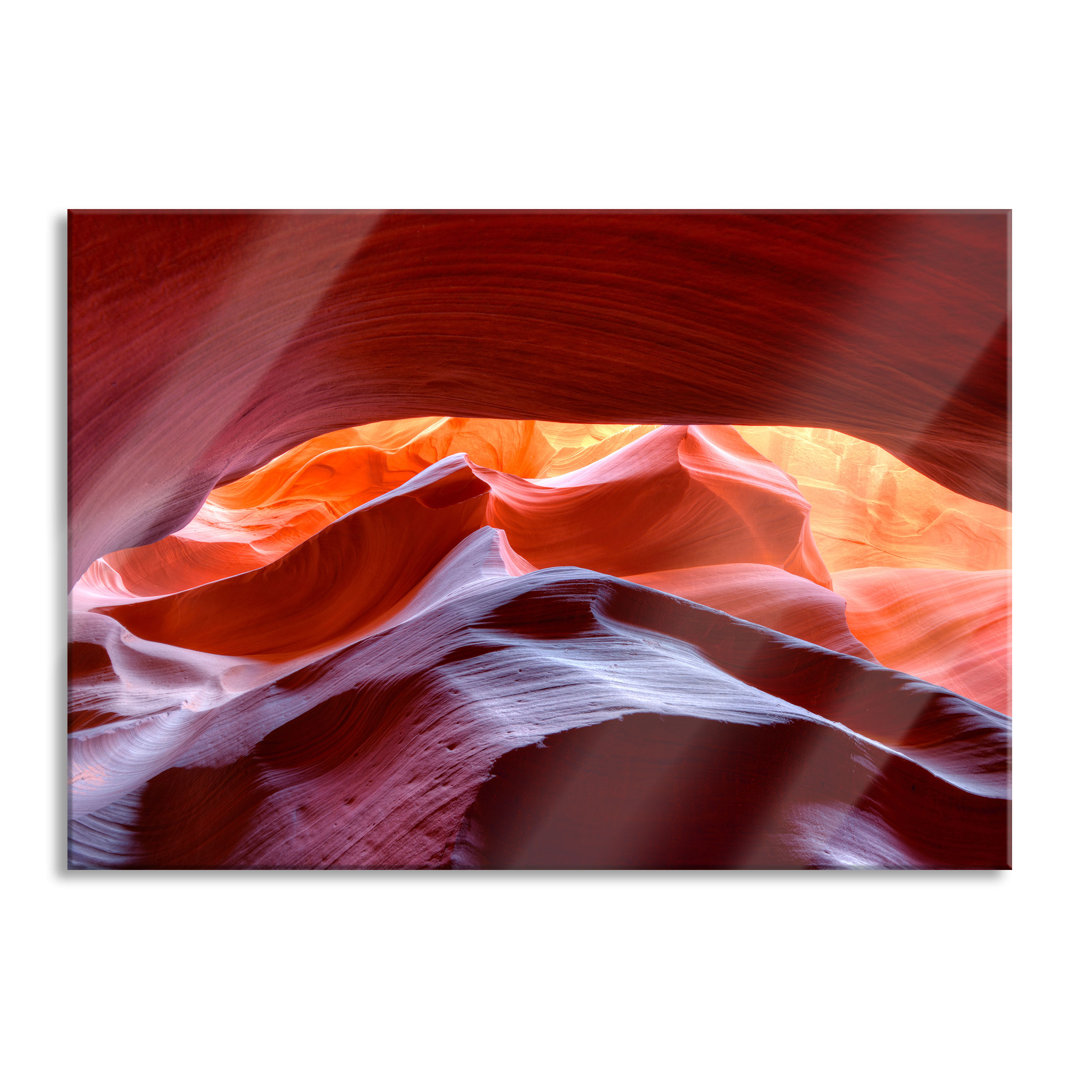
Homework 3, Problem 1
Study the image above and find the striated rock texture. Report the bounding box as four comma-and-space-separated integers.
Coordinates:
834, 568, 1010, 715
734, 426, 1011, 574
72, 558, 1008, 869
68, 210, 1008, 586
68, 211, 1010, 869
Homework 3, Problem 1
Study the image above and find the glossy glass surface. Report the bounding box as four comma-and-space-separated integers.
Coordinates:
68, 210, 1010, 869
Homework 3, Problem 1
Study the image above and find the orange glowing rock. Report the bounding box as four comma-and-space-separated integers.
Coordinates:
833, 567, 1010, 714
76, 418, 657, 602
734, 426, 1010, 574
80, 424, 832, 657
74, 414, 1011, 730
75, 416, 1011, 721
731, 426, 1011, 711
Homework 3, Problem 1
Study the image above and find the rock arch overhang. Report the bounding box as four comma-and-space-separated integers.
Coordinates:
68, 210, 1008, 587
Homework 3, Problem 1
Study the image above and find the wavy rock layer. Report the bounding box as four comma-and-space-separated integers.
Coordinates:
75, 424, 832, 648
735, 426, 1011, 574
834, 568, 1011, 714
68, 211, 1008, 585
70, 542, 1008, 869
76, 418, 657, 601
69, 211, 1010, 870
70, 418, 1010, 868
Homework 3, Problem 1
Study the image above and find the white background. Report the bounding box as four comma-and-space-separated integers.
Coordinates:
6, 3, 1076, 1077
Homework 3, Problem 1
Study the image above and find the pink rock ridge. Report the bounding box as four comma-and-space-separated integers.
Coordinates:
70, 417, 1009, 868
70, 527, 1008, 869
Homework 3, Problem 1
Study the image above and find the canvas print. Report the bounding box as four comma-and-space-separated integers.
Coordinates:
67, 210, 1010, 869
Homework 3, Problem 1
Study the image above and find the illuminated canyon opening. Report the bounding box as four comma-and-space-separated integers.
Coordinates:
68, 210, 1010, 869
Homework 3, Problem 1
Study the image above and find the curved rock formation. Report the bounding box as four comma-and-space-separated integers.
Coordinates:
453, 709, 1006, 870
68, 211, 1010, 870
75, 424, 831, 649
834, 567, 1010, 714
735, 425, 1011, 574
70, 550, 1008, 869
68, 210, 1008, 585
73, 418, 658, 602
68, 419, 1010, 868
626, 564, 873, 659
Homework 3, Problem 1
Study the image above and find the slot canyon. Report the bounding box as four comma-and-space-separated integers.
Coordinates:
68, 210, 1009, 869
